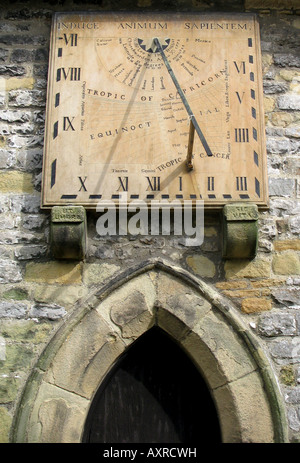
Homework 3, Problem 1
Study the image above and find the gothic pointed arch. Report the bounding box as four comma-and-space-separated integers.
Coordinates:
12, 258, 288, 443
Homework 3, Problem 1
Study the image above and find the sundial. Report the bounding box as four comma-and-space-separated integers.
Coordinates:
41, 12, 269, 209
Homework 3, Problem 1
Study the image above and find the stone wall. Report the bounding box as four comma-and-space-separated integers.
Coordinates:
0, 0, 300, 443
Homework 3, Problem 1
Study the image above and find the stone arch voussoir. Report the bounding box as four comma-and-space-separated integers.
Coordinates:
12, 259, 288, 443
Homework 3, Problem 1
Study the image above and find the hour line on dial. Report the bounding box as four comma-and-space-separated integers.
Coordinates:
153, 37, 213, 170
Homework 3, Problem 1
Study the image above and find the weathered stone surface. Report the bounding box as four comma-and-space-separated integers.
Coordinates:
269, 178, 295, 197
285, 387, 300, 404
272, 288, 300, 307
258, 312, 297, 336
25, 262, 82, 285
0, 171, 33, 193
278, 94, 300, 110
33, 284, 87, 307
0, 343, 34, 373
270, 339, 300, 363
267, 137, 291, 155
14, 245, 47, 260
213, 371, 274, 443
288, 407, 300, 432
241, 298, 272, 314
0, 65, 26, 76
274, 240, 300, 251
45, 309, 125, 399
272, 252, 300, 275
83, 262, 120, 286
110, 291, 148, 328
5, 77, 35, 91
0, 301, 27, 318
8, 89, 45, 107
29, 383, 89, 443
224, 257, 271, 279
0, 407, 12, 443
2, 288, 28, 301
0, 376, 20, 403
9, 194, 41, 213
0, 320, 52, 343
280, 365, 296, 386
29, 303, 67, 320
156, 272, 211, 338
274, 53, 300, 68
0, 260, 22, 283
186, 255, 216, 278
264, 95, 276, 112
98, 273, 156, 339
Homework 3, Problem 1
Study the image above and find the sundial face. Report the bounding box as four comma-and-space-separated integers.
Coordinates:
41, 12, 268, 209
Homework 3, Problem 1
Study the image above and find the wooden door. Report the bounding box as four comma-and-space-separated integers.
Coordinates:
83, 327, 221, 443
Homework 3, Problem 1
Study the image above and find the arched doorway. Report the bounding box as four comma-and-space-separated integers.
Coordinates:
83, 327, 221, 443
11, 260, 288, 443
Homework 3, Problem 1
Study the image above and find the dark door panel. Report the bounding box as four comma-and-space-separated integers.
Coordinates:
83, 327, 221, 443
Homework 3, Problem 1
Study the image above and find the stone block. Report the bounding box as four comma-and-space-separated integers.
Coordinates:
0, 301, 27, 318
269, 178, 295, 197
83, 262, 120, 286
186, 255, 216, 278
0, 407, 12, 443
14, 245, 48, 260
279, 70, 300, 82
274, 54, 300, 68
0, 343, 34, 373
9, 194, 41, 213
241, 298, 272, 313
0, 260, 22, 284
8, 89, 45, 108
271, 112, 294, 127
264, 96, 276, 112
272, 252, 300, 275
2, 288, 28, 301
224, 257, 271, 279
274, 240, 300, 251
288, 407, 300, 432
25, 261, 82, 285
5, 77, 35, 91
272, 288, 300, 307
0, 171, 33, 193
0, 376, 20, 403
44, 309, 126, 399
271, 339, 300, 361
213, 371, 274, 443
98, 273, 156, 340
258, 312, 297, 336
156, 272, 212, 332
222, 289, 261, 298
0, 320, 52, 344
28, 382, 89, 443
29, 303, 67, 320
263, 81, 287, 94
33, 284, 87, 307
278, 93, 300, 110
267, 138, 290, 155
0, 65, 26, 76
